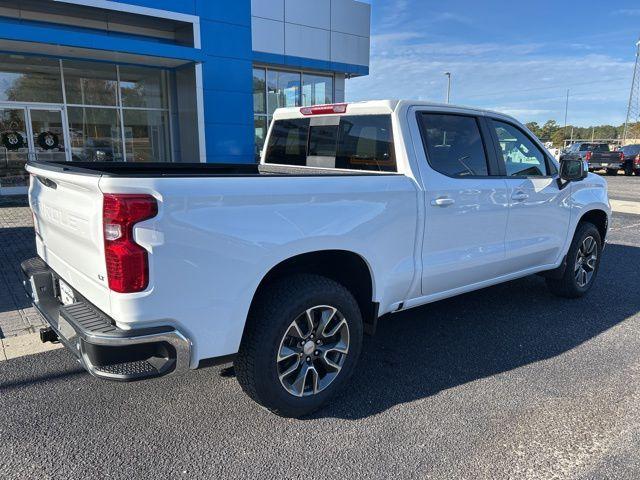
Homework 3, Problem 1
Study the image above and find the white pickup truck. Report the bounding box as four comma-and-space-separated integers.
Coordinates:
23, 101, 610, 417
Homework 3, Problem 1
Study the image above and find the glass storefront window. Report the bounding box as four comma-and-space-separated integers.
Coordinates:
29, 109, 67, 162
253, 68, 266, 114
254, 115, 268, 159
267, 70, 301, 115
0, 55, 62, 103
123, 109, 171, 162
63, 60, 118, 106
119, 65, 168, 109
302, 74, 333, 107
67, 107, 123, 162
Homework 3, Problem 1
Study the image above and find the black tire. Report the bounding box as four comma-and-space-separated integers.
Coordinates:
546, 222, 602, 298
624, 166, 634, 176
235, 274, 363, 417
606, 168, 618, 176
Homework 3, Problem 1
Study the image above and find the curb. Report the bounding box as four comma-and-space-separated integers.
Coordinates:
0, 332, 63, 361
611, 199, 640, 216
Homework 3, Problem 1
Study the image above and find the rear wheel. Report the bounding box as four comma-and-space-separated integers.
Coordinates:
235, 274, 363, 417
606, 168, 618, 176
546, 222, 602, 298
624, 165, 634, 176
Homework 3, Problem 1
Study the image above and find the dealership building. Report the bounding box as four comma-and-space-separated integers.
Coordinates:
0, 0, 371, 193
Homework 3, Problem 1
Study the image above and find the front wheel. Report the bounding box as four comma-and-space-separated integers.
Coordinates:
546, 222, 602, 298
235, 274, 363, 417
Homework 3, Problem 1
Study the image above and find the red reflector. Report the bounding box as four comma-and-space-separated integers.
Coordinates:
103, 194, 158, 293
300, 103, 348, 116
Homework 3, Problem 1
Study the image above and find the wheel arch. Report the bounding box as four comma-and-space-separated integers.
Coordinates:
248, 250, 379, 335
578, 208, 608, 243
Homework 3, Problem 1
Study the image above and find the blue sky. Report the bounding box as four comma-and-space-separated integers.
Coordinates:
347, 0, 640, 127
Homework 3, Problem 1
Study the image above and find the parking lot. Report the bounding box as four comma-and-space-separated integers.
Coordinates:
1, 176, 639, 479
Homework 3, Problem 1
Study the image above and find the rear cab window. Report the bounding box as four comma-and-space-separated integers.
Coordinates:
580, 143, 610, 152
265, 115, 396, 172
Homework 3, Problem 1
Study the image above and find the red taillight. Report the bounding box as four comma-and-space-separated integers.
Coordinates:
619, 152, 624, 161
635, 154, 640, 166
300, 103, 348, 116
103, 194, 158, 293
585, 151, 592, 162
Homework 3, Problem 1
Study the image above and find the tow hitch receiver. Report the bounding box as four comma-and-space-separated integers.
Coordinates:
39, 327, 59, 344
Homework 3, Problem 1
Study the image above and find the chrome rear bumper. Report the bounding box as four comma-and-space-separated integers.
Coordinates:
21, 257, 191, 381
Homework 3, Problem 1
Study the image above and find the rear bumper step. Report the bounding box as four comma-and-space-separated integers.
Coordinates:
21, 256, 191, 382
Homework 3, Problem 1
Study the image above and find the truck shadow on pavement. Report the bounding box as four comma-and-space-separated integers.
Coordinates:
1, 242, 638, 423
312, 242, 640, 420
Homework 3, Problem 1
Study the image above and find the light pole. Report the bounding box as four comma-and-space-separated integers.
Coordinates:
444, 72, 451, 104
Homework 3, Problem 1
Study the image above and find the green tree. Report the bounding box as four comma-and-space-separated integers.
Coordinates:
551, 129, 568, 148
539, 120, 560, 142
525, 122, 542, 138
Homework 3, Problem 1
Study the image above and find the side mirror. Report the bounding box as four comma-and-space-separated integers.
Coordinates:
559, 158, 587, 187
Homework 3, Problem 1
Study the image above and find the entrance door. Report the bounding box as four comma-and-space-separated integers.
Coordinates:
0, 105, 69, 194
26, 107, 69, 163
0, 107, 30, 193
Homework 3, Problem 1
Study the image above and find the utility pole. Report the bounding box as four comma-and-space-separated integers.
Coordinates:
444, 72, 451, 104
623, 39, 640, 144
563, 89, 569, 134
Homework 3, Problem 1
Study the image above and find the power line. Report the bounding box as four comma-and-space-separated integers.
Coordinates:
623, 39, 640, 142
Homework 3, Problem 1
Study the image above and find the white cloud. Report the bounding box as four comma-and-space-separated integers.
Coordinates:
347, 33, 634, 126
612, 9, 640, 16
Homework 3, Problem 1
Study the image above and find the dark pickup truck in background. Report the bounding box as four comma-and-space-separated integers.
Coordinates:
560, 142, 623, 175
620, 144, 640, 176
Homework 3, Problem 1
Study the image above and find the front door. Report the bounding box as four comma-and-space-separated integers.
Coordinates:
0, 105, 69, 194
415, 111, 510, 297
488, 118, 571, 271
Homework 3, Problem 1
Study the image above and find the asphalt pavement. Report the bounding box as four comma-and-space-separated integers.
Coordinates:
1, 178, 639, 480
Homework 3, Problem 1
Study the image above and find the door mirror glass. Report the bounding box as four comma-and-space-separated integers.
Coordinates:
560, 158, 587, 182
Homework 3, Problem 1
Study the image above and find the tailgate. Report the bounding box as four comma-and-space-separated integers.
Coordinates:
594, 152, 621, 162
26, 164, 111, 314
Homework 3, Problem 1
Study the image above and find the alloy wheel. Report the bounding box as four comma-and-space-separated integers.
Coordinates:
276, 305, 350, 397
575, 236, 598, 288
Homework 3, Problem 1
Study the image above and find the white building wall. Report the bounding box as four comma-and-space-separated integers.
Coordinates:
250, 0, 370, 69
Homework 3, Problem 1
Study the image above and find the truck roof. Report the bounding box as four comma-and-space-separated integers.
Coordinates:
272, 100, 520, 123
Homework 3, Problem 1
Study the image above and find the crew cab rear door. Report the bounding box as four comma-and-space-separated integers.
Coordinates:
412, 109, 510, 296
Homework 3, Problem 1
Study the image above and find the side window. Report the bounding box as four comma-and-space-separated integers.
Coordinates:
418, 113, 489, 177
336, 115, 396, 172
264, 118, 309, 166
491, 120, 549, 177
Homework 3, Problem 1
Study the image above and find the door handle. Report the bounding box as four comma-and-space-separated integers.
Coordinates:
511, 191, 529, 202
431, 197, 455, 207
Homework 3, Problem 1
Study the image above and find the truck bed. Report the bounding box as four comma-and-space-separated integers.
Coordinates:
27, 161, 392, 178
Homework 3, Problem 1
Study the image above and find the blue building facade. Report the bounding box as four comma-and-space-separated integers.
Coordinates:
0, 0, 370, 193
